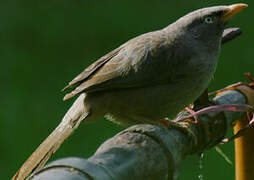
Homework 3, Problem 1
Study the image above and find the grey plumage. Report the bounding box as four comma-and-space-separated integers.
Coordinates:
13, 4, 247, 180
62, 5, 230, 124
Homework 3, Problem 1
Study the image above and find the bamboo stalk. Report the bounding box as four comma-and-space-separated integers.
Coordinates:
234, 85, 254, 180
234, 118, 254, 180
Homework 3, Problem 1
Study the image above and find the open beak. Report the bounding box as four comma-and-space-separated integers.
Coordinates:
221, 3, 248, 22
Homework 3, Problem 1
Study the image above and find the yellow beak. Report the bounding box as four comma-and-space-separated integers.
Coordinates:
221, 3, 248, 21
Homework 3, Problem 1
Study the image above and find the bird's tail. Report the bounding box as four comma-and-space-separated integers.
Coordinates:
12, 94, 90, 180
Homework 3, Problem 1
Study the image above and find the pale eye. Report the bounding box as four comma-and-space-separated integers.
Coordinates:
204, 17, 213, 24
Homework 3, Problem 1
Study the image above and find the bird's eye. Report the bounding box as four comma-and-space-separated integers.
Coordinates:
204, 17, 213, 24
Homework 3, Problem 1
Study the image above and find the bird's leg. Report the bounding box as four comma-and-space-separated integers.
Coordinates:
157, 118, 192, 130
209, 73, 254, 143
157, 118, 180, 127
178, 89, 212, 124
175, 103, 253, 146
157, 118, 197, 145
176, 104, 252, 122
184, 106, 198, 124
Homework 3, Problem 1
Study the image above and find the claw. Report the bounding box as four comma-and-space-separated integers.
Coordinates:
177, 104, 253, 122
157, 118, 171, 127
184, 107, 198, 124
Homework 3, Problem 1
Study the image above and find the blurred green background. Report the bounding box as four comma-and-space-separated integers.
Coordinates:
0, 0, 252, 179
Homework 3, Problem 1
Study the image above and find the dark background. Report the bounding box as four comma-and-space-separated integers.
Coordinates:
0, 0, 252, 179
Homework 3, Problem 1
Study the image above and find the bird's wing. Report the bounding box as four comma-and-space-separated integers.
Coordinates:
62, 46, 124, 92
63, 31, 175, 100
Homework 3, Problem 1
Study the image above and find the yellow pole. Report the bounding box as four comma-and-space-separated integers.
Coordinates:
234, 85, 254, 180
234, 118, 254, 180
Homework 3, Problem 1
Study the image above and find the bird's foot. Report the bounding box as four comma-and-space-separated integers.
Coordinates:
176, 104, 252, 122
157, 118, 185, 128
157, 118, 193, 133
157, 118, 197, 145
183, 106, 198, 124
208, 73, 254, 143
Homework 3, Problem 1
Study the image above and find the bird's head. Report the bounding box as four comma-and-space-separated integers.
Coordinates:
169, 4, 248, 49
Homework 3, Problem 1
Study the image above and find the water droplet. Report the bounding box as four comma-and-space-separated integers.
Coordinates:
198, 153, 204, 180
198, 174, 203, 180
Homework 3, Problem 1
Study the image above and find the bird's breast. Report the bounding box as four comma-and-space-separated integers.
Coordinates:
101, 50, 219, 125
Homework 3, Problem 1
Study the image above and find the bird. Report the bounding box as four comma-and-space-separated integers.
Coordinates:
13, 3, 247, 180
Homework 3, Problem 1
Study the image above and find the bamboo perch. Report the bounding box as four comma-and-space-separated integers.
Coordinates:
20, 28, 248, 179
16, 27, 245, 180
234, 85, 254, 180
29, 88, 252, 180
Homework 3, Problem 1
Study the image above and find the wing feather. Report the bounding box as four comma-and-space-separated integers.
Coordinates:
62, 46, 124, 91
63, 31, 174, 100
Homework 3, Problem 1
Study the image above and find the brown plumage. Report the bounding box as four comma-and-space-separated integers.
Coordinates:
13, 4, 247, 180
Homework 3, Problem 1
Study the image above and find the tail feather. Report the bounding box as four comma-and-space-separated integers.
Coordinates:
12, 94, 89, 180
